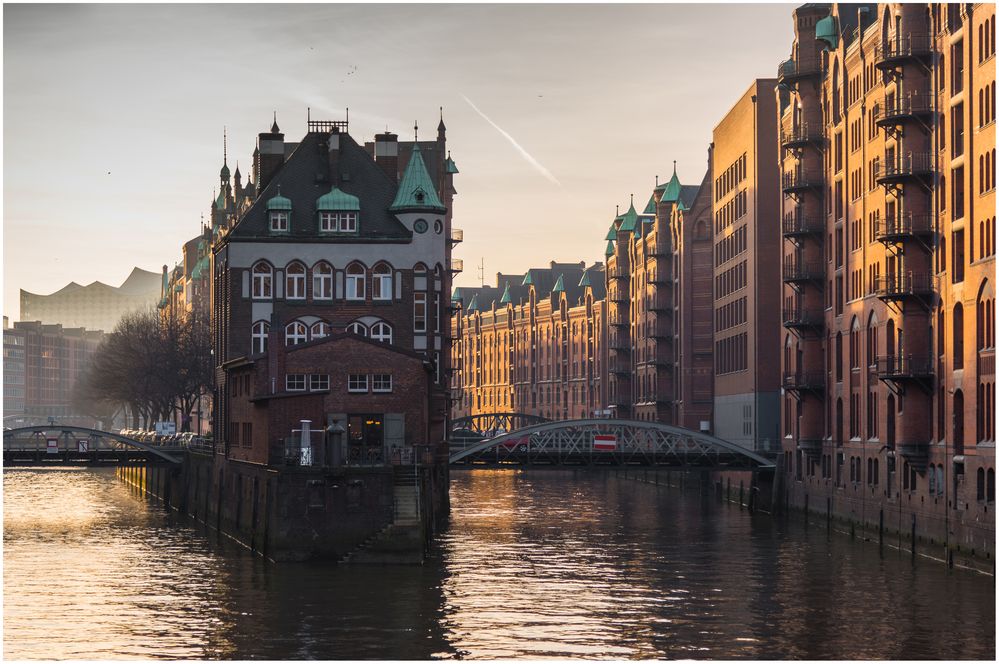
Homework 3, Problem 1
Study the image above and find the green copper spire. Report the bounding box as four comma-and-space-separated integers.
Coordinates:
552, 274, 565, 293
642, 192, 658, 215
390, 144, 446, 213
499, 281, 512, 305
662, 161, 682, 202
445, 151, 459, 174
522, 271, 535, 287
604, 224, 618, 241
578, 270, 592, 288
605, 240, 614, 256
618, 196, 639, 232
467, 293, 481, 312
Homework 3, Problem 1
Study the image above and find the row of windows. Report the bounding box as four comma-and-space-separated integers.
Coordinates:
716, 332, 747, 375
979, 149, 997, 194
250, 319, 394, 354
979, 82, 996, 127
250, 261, 442, 301
715, 260, 747, 299
978, 16, 995, 64
286, 374, 333, 392
714, 189, 747, 234
714, 225, 747, 267
269, 210, 357, 234
714, 152, 747, 202
715, 297, 747, 333
229, 421, 253, 449
346, 374, 393, 393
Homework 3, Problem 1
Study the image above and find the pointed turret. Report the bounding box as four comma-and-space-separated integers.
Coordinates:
390, 143, 446, 213
467, 293, 481, 312
578, 271, 592, 288
271, 111, 280, 133
618, 196, 639, 232
499, 281, 512, 305
220, 127, 230, 182
552, 274, 565, 293
662, 161, 682, 203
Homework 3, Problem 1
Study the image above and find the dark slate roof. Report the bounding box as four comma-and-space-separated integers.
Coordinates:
678, 185, 700, 209
229, 132, 412, 242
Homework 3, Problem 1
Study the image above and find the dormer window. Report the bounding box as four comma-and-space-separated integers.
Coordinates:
316, 186, 360, 234
266, 189, 293, 234
270, 211, 289, 232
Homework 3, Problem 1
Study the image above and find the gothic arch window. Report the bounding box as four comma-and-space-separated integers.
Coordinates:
313, 261, 333, 300
252, 261, 273, 299
286, 261, 306, 300
372, 262, 393, 300
346, 321, 367, 337
285, 321, 307, 346
251, 320, 270, 354
954, 303, 965, 369
346, 263, 366, 301
310, 321, 330, 339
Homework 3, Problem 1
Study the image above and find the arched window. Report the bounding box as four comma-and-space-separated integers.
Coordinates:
346, 263, 366, 300
370, 321, 393, 343
977, 467, 986, 500
346, 322, 367, 337
989, 468, 996, 502
313, 262, 333, 300
286, 262, 306, 300
310, 321, 330, 339
954, 389, 965, 454
936, 465, 944, 497
252, 262, 273, 299
867, 312, 879, 367
251, 320, 270, 354
285, 321, 307, 346
372, 263, 393, 300
953, 303, 964, 369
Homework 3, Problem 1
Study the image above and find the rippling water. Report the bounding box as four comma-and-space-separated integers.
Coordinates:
4, 467, 995, 659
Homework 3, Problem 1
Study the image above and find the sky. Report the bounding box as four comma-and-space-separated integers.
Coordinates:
2, 2, 795, 320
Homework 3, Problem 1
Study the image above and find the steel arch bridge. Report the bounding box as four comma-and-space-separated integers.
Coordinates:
3, 426, 183, 465
451, 412, 551, 436
448, 418, 775, 469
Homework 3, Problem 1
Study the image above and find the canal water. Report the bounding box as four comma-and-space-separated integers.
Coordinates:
3, 467, 995, 659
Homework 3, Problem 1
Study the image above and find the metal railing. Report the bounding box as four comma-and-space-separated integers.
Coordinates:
782, 259, 824, 282
876, 152, 934, 180
780, 122, 822, 148
873, 273, 934, 298
782, 169, 823, 191
782, 210, 824, 236
778, 57, 821, 81
874, 211, 933, 240
782, 307, 824, 328
875, 34, 932, 64
876, 354, 933, 379
876, 91, 932, 123
978, 349, 995, 377
782, 370, 825, 391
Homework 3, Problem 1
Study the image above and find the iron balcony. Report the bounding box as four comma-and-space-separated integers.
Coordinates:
782, 370, 825, 392
648, 295, 671, 311
609, 289, 629, 302
874, 212, 934, 242
875, 354, 933, 380
873, 273, 934, 301
978, 349, 995, 377
608, 315, 628, 327
610, 339, 631, 353
874, 34, 932, 68
875, 152, 934, 185
649, 273, 673, 285
610, 360, 632, 375
608, 266, 629, 280
780, 123, 822, 150
649, 321, 672, 338
782, 307, 824, 331
777, 57, 821, 84
782, 259, 824, 284
874, 92, 933, 127
898, 441, 930, 468
648, 240, 670, 257
782, 169, 823, 194
782, 210, 824, 237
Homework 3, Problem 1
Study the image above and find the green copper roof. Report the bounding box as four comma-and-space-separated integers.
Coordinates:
215, 191, 226, 210
451, 287, 462, 301
499, 281, 512, 305
316, 186, 360, 211
466, 293, 481, 312
174, 283, 183, 294
552, 274, 565, 293
578, 271, 592, 288
816, 14, 838, 48
191, 256, 209, 280
661, 169, 682, 203
266, 190, 292, 210
390, 144, 446, 213
604, 224, 618, 241
642, 193, 658, 215
522, 271, 535, 286
445, 153, 459, 174
605, 240, 615, 257
618, 200, 639, 232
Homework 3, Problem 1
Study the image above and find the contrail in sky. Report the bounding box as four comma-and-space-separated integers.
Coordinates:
460, 94, 561, 186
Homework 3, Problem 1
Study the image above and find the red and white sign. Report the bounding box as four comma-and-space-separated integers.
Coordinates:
77, 439, 89, 453
46, 438, 59, 454
593, 434, 617, 451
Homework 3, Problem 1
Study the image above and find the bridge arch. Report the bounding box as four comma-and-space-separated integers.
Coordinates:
449, 418, 775, 469
3, 426, 182, 464
451, 412, 551, 435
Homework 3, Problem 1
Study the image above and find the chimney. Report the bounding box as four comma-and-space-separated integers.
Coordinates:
257, 113, 285, 192
374, 132, 399, 182
327, 127, 342, 183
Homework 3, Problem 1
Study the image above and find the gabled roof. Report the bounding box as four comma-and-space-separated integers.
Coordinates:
390, 144, 446, 213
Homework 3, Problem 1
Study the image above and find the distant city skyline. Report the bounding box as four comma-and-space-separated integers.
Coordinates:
3, 2, 793, 320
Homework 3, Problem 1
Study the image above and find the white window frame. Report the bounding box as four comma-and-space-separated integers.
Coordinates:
270, 211, 289, 232
339, 212, 357, 232
414, 292, 428, 333
372, 263, 393, 300
313, 262, 333, 299
346, 264, 366, 300
252, 262, 273, 299
347, 374, 368, 393
371, 321, 393, 344
372, 374, 393, 393
286, 262, 306, 300
285, 321, 307, 346
310, 374, 330, 391
319, 211, 336, 232
310, 321, 330, 339
251, 320, 269, 354
286, 374, 306, 391
347, 322, 368, 337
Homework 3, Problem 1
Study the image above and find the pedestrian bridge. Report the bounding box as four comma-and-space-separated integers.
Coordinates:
3, 426, 185, 465
449, 418, 775, 470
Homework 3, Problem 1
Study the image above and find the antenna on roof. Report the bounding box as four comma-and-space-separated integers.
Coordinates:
223, 126, 227, 166
346, 107, 349, 130
478, 258, 485, 287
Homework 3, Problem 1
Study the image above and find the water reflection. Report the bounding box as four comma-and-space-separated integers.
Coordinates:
3, 467, 994, 660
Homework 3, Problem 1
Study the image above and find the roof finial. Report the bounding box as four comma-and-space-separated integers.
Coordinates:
272, 111, 280, 133
630, 193, 634, 205
673, 160, 677, 176
656, 174, 659, 186
414, 120, 419, 142
223, 126, 227, 165
616, 204, 620, 216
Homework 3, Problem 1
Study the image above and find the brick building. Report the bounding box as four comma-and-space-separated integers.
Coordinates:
212, 113, 459, 467
778, 2, 995, 552
2, 317, 104, 427
451, 261, 606, 421
711, 78, 782, 451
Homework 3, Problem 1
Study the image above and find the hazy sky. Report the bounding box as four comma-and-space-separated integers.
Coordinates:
3, 3, 795, 320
